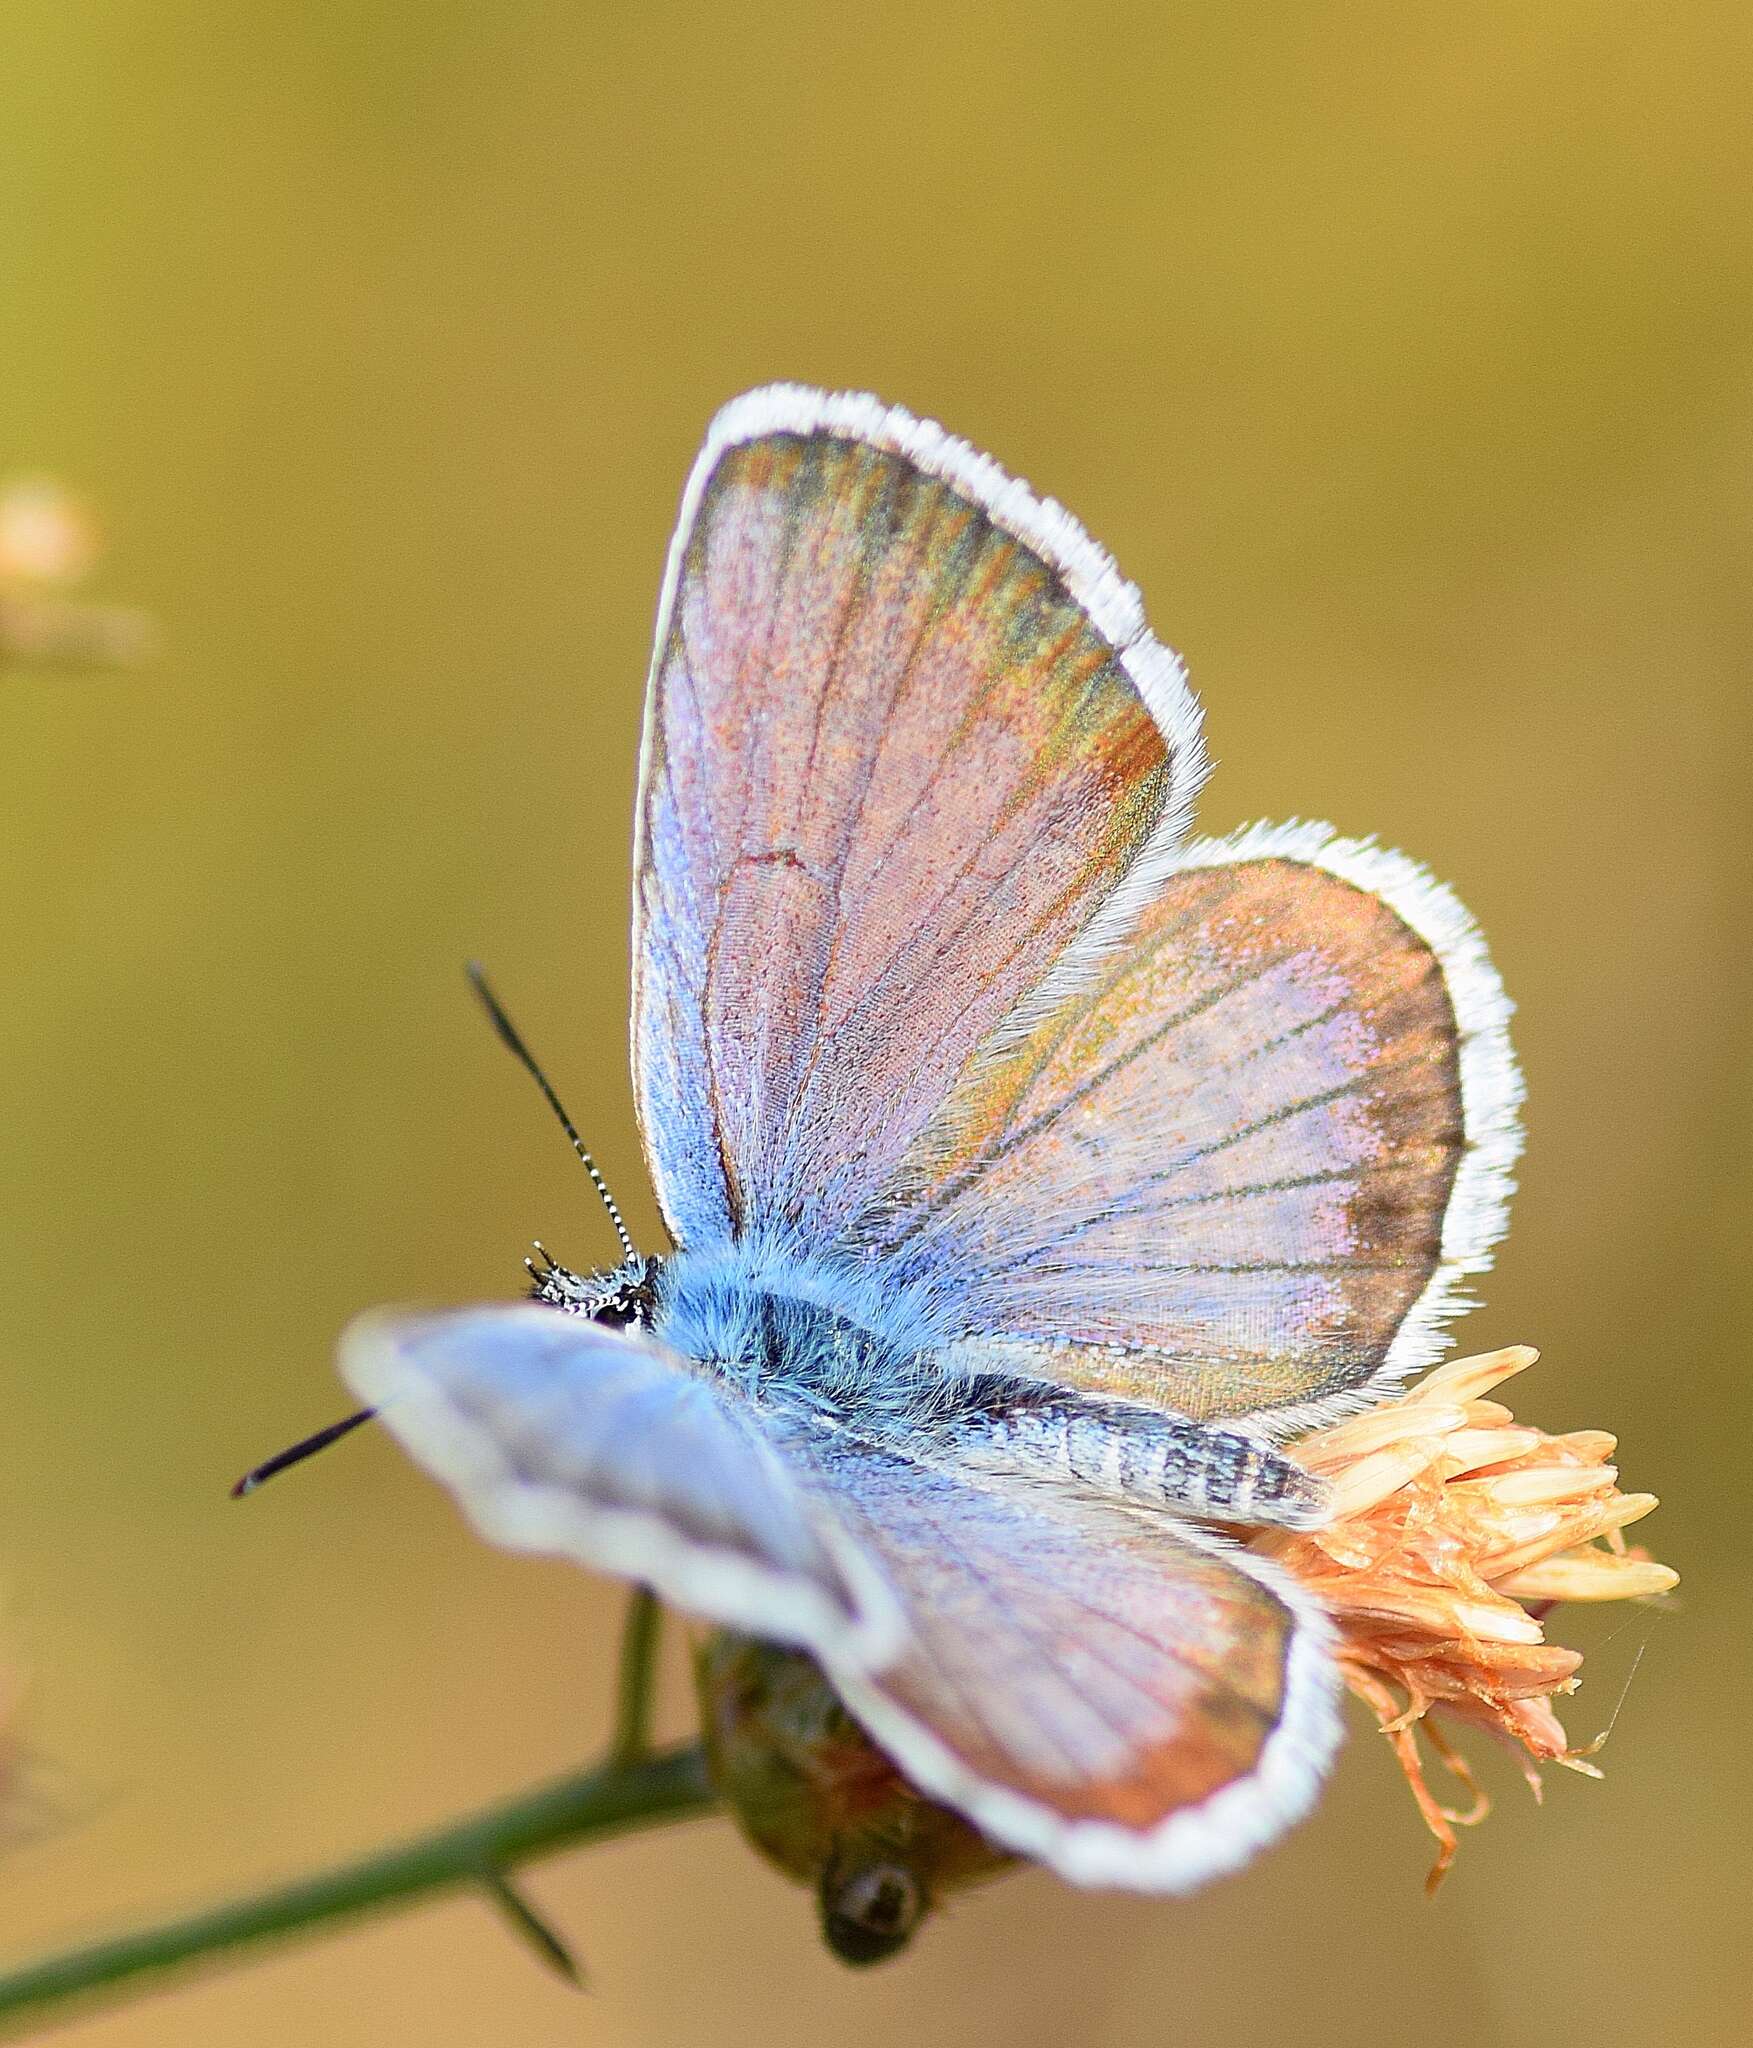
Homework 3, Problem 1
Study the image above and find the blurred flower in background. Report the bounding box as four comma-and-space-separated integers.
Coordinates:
0, 477, 101, 587
0, 475, 152, 669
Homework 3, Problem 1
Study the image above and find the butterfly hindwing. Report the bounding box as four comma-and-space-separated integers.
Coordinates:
633, 386, 1205, 1253
777, 1425, 1340, 1890
846, 824, 1521, 1432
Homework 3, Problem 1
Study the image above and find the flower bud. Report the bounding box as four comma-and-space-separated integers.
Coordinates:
693, 1631, 1013, 1965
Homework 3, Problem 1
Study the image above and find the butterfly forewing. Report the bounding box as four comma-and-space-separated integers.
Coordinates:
339, 1305, 902, 1667
633, 388, 1204, 1252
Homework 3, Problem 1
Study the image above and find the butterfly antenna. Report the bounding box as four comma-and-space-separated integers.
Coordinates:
465, 962, 637, 1263
231, 1406, 378, 1498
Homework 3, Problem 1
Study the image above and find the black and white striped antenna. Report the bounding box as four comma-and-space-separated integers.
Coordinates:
465, 962, 637, 1264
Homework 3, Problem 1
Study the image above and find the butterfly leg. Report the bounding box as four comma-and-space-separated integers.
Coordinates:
952, 1396, 1330, 1530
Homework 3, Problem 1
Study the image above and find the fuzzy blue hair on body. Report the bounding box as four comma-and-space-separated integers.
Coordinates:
657, 1236, 984, 1428
532, 1228, 1056, 1441
534, 1229, 1026, 1427
530, 1236, 1327, 1527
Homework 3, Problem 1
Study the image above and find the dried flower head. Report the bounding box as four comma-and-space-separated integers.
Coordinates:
1259, 1345, 1676, 1888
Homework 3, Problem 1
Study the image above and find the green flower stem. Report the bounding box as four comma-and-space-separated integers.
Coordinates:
610, 1586, 663, 1765
0, 1742, 717, 2039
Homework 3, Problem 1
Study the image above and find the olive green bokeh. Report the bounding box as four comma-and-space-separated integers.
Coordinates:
2, 4, 1747, 2044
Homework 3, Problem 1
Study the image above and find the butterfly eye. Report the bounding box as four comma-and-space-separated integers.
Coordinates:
588, 1260, 658, 1330
586, 1287, 646, 1330
818, 1860, 924, 1968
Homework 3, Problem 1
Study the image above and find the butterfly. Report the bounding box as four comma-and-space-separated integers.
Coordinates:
340, 386, 1522, 1895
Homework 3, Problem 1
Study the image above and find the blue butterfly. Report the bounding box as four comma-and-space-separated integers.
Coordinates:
342, 387, 1521, 1894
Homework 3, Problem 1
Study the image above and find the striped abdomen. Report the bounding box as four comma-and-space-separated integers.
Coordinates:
954, 1398, 1329, 1530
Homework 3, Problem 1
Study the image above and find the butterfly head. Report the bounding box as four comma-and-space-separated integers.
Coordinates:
525, 1243, 659, 1332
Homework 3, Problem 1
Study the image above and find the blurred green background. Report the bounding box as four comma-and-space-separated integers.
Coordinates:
2, 3, 1746, 2043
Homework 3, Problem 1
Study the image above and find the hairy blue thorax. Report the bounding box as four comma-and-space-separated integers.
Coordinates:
655, 1240, 951, 1422
530, 1236, 1014, 1428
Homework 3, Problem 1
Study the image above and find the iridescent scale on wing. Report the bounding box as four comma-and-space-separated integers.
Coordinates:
344, 385, 1522, 1894
632, 385, 1207, 1251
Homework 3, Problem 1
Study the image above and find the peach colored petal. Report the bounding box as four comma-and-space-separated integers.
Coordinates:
1409, 1346, 1539, 1406
1550, 1429, 1618, 1461
1454, 1463, 1618, 1508
1297, 1402, 1470, 1467
1458, 1399, 1520, 1427
1493, 1550, 1679, 1602
1439, 1426, 1545, 1474
1260, 1346, 1674, 1890
1321, 1439, 1455, 1518
1479, 1493, 1659, 1578
1321, 1583, 1545, 1643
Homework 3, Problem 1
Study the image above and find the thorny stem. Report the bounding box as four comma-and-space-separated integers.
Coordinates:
0, 1743, 717, 2039
611, 1586, 663, 1766
476, 1865, 584, 1986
